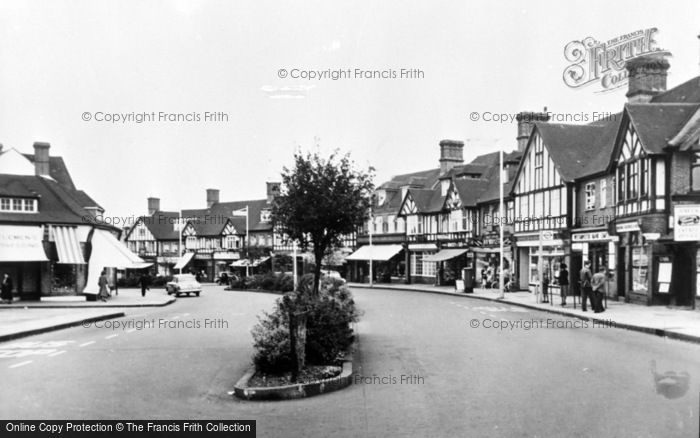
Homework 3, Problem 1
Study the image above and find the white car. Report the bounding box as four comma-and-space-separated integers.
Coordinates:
322, 270, 346, 283
166, 274, 202, 297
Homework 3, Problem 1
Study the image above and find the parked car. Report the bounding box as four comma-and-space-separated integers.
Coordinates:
321, 270, 346, 283
166, 274, 202, 297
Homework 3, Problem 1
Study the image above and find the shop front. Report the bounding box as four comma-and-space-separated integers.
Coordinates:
470, 233, 513, 289
346, 244, 404, 283
514, 230, 569, 296
0, 225, 49, 300
570, 229, 617, 299
614, 208, 700, 307
406, 243, 438, 285
424, 247, 469, 286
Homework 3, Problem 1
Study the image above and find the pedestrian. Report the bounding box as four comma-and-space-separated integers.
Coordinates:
541, 271, 550, 303
591, 266, 607, 313
558, 263, 569, 307
98, 269, 110, 302
579, 260, 594, 312
139, 272, 150, 297
1, 273, 13, 304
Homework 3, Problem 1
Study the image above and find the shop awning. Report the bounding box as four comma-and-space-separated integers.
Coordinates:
84, 229, 146, 294
0, 225, 48, 262
54, 226, 85, 264
130, 262, 154, 269
174, 252, 195, 270
424, 248, 469, 262
230, 256, 270, 267
346, 244, 403, 261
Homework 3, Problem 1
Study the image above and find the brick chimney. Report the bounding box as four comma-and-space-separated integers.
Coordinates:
439, 140, 464, 174
625, 56, 670, 103
516, 111, 550, 152
33, 142, 50, 176
206, 188, 219, 208
147, 197, 160, 216
266, 182, 281, 204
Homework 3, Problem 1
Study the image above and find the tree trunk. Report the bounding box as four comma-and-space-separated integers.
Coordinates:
289, 311, 299, 382
312, 246, 324, 297
288, 310, 307, 382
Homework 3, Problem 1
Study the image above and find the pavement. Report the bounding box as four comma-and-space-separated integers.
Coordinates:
348, 282, 700, 344
0, 288, 175, 343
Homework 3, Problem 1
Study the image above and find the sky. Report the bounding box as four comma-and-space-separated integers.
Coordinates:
0, 0, 698, 219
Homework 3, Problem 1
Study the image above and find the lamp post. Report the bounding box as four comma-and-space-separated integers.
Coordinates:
369, 201, 373, 287
178, 210, 183, 275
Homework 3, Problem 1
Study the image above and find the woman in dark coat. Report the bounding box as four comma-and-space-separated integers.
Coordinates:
1, 273, 13, 304
98, 270, 110, 302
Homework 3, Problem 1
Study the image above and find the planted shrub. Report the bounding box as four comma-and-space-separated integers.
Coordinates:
250, 277, 358, 374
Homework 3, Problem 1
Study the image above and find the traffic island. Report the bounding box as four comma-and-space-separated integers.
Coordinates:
233, 346, 355, 401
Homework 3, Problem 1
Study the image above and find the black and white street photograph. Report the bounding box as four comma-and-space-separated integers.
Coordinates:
2, 1, 700, 437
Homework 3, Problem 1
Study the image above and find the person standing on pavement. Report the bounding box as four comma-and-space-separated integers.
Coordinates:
139, 272, 150, 297
590, 266, 607, 313
98, 269, 110, 302
558, 263, 569, 307
1, 273, 13, 304
541, 271, 550, 303
579, 261, 594, 312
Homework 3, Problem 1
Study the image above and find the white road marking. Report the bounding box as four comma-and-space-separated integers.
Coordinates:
48, 350, 66, 357
105, 334, 118, 340
79, 341, 95, 347
126, 329, 137, 333
9, 360, 32, 368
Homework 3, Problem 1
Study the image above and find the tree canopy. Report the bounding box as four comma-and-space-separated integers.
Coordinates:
272, 150, 374, 295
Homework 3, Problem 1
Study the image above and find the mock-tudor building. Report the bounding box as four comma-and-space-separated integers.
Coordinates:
126, 183, 280, 280
0, 142, 144, 300
510, 55, 700, 307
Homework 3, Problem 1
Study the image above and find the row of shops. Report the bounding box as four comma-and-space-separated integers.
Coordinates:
347, 216, 700, 308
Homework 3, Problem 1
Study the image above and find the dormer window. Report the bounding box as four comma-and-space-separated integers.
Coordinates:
1, 197, 37, 213
260, 209, 271, 223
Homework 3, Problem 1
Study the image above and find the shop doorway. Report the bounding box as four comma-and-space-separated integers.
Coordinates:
671, 246, 695, 307
617, 247, 626, 298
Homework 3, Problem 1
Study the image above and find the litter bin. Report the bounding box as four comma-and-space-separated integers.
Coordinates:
462, 267, 474, 293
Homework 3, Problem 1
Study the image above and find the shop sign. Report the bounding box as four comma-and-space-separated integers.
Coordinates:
0, 225, 47, 262
572, 231, 610, 242
673, 204, 700, 242
616, 221, 640, 233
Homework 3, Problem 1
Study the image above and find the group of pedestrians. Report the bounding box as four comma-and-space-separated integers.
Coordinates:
579, 260, 607, 313
553, 260, 606, 313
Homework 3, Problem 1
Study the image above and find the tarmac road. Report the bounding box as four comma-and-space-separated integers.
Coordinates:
1, 285, 699, 437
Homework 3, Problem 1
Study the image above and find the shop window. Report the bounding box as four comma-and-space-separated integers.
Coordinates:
411, 253, 423, 276
631, 246, 648, 293
692, 152, 700, 192
52, 264, 77, 294
585, 183, 596, 210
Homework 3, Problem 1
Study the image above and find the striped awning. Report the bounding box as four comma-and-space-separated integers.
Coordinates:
54, 226, 85, 264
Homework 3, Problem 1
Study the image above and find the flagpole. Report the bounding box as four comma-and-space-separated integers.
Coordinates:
246, 205, 250, 278
498, 149, 504, 299
369, 204, 373, 287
